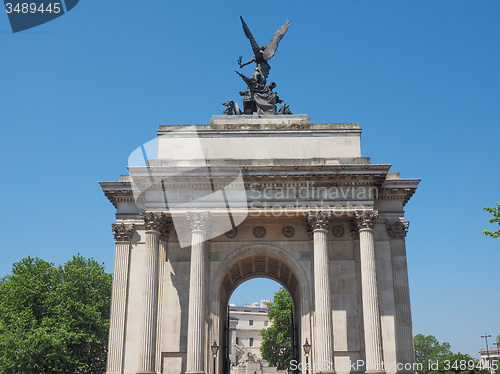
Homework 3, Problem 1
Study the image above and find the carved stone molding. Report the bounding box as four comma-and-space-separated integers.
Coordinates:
111, 223, 135, 242
349, 219, 360, 239
253, 226, 266, 238
141, 212, 170, 235
386, 220, 409, 239
354, 209, 379, 231
186, 211, 211, 233
282, 226, 295, 238
225, 228, 238, 239
175, 226, 188, 239
159, 222, 171, 241
332, 225, 345, 238
307, 210, 332, 232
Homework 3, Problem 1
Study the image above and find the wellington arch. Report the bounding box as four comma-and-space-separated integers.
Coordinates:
100, 115, 420, 374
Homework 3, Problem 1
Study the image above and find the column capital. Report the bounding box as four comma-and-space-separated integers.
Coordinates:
385, 220, 409, 239
159, 222, 171, 241
186, 211, 211, 233
111, 223, 135, 242
307, 210, 332, 232
141, 212, 170, 234
355, 209, 379, 231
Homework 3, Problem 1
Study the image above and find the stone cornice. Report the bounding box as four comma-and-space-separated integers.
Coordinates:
101, 166, 419, 208
126, 164, 391, 190
111, 223, 135, 242
380, 178, 420, 206
157, 120, 361, 136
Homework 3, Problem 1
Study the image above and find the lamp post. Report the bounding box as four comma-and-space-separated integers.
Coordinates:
211, 341, 219, 374
494, 343, 499, 374
482, 333, 492, 373
303, 339, 311, 374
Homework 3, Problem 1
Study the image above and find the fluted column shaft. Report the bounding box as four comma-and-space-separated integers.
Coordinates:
387, 221, 415, 372
139, 230, 159, 373
186, 212, 210, 374
156, 239, 168, 372
308, 211, 336, 374
107, 224, 134, 374
138, 213, 169, 374
356, 210, 385, 374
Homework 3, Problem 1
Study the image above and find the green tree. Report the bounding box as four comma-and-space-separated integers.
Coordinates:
414, 334, 452, 374
260, 287, 294, 370
483, 203, 500, 238
435, 352, 489, 374
0, 255, 112, 374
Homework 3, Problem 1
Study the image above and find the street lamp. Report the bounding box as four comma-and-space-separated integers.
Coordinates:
481, 333, 492, 373
303, 339, 311, 374
211, 341, 219, 374
494, 343, 499, 373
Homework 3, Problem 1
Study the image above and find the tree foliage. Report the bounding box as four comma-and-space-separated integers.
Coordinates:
0, 255, 112, 374
260, 287, 293, 370
435, 352, 489, 374
414, 334, 489, 374
414, 334, 452, 374
483, 202, 500, 238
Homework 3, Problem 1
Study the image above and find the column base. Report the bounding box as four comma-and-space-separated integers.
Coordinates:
365, 371, 386, 374
318, 370, 336, 374
185, 371, 206, 374
136, 372, 156, 374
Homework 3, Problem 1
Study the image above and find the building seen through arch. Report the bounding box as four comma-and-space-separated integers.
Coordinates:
228, 300, 271, 363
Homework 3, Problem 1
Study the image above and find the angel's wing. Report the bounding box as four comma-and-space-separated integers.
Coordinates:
262, 19, 290, 61
240, 16, 263, 61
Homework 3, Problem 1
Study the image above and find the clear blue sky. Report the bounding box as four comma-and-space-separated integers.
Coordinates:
1, 0, 499, 358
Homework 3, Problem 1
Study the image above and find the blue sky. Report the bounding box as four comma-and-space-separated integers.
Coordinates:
1, 0, 499, 358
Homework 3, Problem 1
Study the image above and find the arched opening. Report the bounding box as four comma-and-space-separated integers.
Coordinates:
210, 246, 311, 374
228, 279, 292, 370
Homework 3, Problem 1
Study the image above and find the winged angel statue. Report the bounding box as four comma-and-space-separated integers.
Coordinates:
238, 16, 290, 86
222, 17, 292, 115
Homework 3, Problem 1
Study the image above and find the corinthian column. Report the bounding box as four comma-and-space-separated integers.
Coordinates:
156, 226, 170, 372
186, 211, 211, 374
308, 211, 336, 374
107, 223, 134, 374
386, 221, 415, 373
355, 210, 385, 374
138, 212, 170, 374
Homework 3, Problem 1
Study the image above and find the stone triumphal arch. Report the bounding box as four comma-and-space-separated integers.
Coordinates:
101, 115, 419, 374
